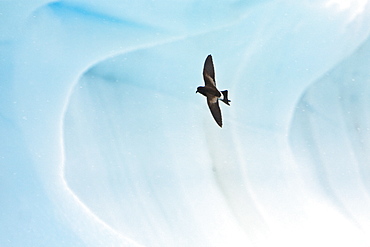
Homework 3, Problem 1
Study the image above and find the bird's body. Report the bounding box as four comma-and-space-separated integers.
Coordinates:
196, 55, 230, 127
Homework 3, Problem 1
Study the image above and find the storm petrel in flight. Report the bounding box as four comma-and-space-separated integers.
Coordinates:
196, 54, 230, 127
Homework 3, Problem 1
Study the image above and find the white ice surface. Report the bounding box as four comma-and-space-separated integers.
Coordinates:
2, 0, 370, 246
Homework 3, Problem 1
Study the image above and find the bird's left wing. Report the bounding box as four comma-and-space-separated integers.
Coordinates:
203, 55, 216, 87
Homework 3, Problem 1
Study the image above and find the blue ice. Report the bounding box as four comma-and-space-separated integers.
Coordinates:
1, 0, 370, 246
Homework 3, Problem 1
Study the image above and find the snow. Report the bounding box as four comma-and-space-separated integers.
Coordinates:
2, 0, 370, 246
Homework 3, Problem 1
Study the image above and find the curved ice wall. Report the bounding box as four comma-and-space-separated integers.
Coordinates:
1, 0, 370, 246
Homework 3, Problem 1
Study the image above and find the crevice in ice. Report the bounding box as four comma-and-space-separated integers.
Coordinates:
288, 31, 370, 233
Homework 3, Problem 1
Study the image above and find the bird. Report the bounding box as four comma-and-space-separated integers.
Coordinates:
196, 55, 230, 127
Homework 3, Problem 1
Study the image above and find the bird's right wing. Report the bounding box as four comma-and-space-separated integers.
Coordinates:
203, 55, 216, 87
207, 96, 222, 127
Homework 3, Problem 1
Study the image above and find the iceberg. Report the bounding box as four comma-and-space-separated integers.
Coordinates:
1, 0, 370, 246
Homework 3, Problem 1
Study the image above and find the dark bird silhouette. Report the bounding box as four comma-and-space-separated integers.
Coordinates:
196, 55, 230, 127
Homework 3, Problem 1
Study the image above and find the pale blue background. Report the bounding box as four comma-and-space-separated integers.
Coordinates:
1, 0, 370, 246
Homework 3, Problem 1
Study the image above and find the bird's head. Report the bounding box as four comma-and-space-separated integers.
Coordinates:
196, 86, 206, 96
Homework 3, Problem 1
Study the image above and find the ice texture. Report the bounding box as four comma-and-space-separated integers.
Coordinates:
1, 0, 370, 246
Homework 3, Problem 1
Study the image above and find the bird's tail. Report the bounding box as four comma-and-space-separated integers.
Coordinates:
220, 90, 231, 106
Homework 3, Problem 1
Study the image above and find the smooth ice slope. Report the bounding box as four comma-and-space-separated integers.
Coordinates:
1, 0, 370, 246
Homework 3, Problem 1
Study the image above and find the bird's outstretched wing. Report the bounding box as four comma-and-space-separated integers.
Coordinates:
203, 55, 216, 87
207, 96, 222, 127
